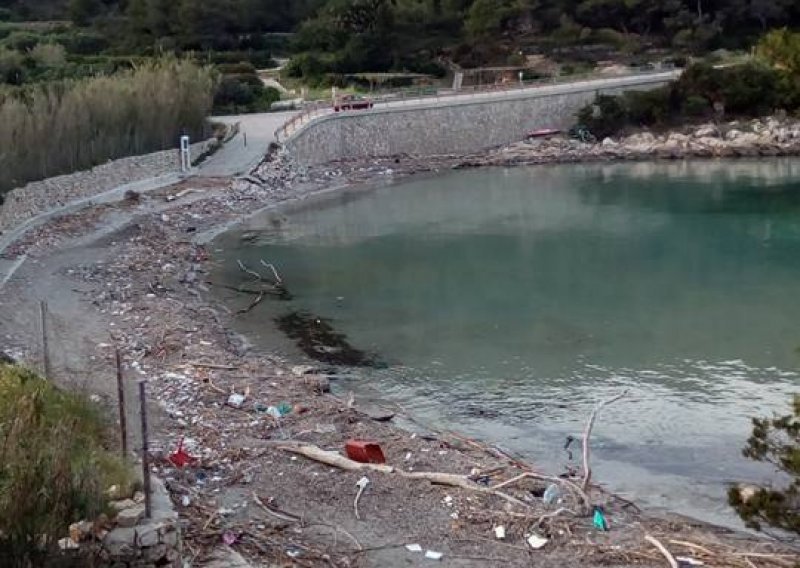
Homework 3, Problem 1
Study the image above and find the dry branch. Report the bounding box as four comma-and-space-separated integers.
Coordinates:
237, 259, 266, 282
252, 492, 301, 523
259, 260, 283, 284
668, 540, 715, 556
582, 390, 628, 491
645, 534, 679, 568
185, 362, 239, 370
491, 472, 592, 514
236, 291, 265, 315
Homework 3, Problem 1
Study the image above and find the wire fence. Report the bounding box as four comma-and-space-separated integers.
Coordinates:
37, 299, 156, 519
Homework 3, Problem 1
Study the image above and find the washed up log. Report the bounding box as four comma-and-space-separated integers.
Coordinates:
279, 443, 530, 509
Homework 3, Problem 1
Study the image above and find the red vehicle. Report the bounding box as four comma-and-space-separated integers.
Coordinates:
334, 95, 374, 112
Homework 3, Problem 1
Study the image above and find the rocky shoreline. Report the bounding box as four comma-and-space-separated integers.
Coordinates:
460, 117, 800, 168
0, 127, 798, 567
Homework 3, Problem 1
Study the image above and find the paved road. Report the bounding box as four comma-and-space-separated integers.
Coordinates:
199, 111, 299, 177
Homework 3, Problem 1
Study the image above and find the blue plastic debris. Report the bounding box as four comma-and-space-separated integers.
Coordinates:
592, 507, 609, 531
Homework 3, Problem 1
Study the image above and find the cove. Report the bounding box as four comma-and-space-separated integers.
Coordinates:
210, 159, 800, 528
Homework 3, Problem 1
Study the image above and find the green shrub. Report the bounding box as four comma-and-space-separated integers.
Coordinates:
30, 43, 67, 68
0, 48, 24, 84
624, 89, 672, 124
213, 72, 280, 114
58, 31, 109, 55
285, 52, 326, 80
576, 94, 627, 139
0, 364, 132, 566
729, 395, 800, 535
2, 31, 41, 52
574, 59, 800, 138
682, 95, 710, 117
216, 61, 258, 75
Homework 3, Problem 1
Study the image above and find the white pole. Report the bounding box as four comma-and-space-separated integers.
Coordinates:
180, 135, 190, 173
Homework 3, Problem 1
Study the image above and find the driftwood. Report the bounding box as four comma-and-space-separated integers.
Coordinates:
236, 291, 265, 315
534, 507, 575, 528
491, 472, 592, 515
186, 361, 239, 370
252, 491, 363, 551
252, 491, 300, 523
259, 260, 284, 284
645, 535, 679, 568
279, 443, 531, 509
280, 443, 394, 473
582, 390, 628, 491
238, 259, 284, 287
237, 259, 269, 283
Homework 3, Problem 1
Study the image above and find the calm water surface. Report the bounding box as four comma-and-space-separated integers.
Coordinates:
211, 160, 800, 527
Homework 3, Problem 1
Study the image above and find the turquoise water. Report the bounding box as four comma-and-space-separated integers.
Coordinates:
211, 160, 800, 527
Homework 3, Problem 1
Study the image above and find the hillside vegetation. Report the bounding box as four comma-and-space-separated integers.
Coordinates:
2, 1, 799, 72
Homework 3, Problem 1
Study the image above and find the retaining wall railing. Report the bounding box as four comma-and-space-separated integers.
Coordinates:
273, 67, 680, 143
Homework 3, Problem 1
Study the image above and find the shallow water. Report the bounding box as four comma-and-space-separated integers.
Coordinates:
211, 159, 800, 528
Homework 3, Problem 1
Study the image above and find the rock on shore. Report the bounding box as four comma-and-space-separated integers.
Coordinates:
462, 117, 800, 167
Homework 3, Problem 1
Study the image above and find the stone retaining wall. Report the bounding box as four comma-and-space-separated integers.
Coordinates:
98, 478, 182, 567
62, 477, 182, 567
0, 139, 216, 233
285, 74, 674, 165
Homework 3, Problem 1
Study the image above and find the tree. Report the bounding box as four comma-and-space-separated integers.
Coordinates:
68, 0, 101, 26
729, 395, 800, 535
757, 28, 800, 75
465, 0, 515, 40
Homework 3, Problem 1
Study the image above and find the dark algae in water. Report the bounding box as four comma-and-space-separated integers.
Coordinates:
275, 311, 381, 367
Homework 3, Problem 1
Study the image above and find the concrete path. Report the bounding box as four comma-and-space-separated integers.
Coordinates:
0, 111, 300, 286
201, 111, 298, 177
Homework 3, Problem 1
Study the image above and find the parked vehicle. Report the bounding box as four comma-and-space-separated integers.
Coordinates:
334, 95, 374, 112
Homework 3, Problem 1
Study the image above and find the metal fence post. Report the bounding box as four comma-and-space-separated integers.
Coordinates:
39, 300, 51, 379
138, 381, 152, 519
116, 349, 128, 458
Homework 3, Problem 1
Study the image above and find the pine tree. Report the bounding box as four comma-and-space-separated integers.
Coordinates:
729, 395, 800, 535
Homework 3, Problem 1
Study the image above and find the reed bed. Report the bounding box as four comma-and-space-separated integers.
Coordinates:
0, 57, 215, 195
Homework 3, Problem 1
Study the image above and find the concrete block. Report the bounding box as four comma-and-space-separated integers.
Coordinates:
104, 527, 137, 557
116, 505, 145, 528
144, 543, 167, 562
135, 523, 161, 547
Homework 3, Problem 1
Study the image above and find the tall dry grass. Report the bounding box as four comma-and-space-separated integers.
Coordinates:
0, 364, 133, 566
0, 57, 215, 195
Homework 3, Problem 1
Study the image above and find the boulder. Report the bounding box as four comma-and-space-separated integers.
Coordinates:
69, 520, 94, 543
601, 137, 617, 147
668, 132, 690, 143
625, 132, 655, 145
694, 125, 717, 137
725, 129, 744, 141
733, 132, 760, 146
110, 499, 137, 512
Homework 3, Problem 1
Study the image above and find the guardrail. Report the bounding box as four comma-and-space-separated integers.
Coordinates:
273, 67, 679, 143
